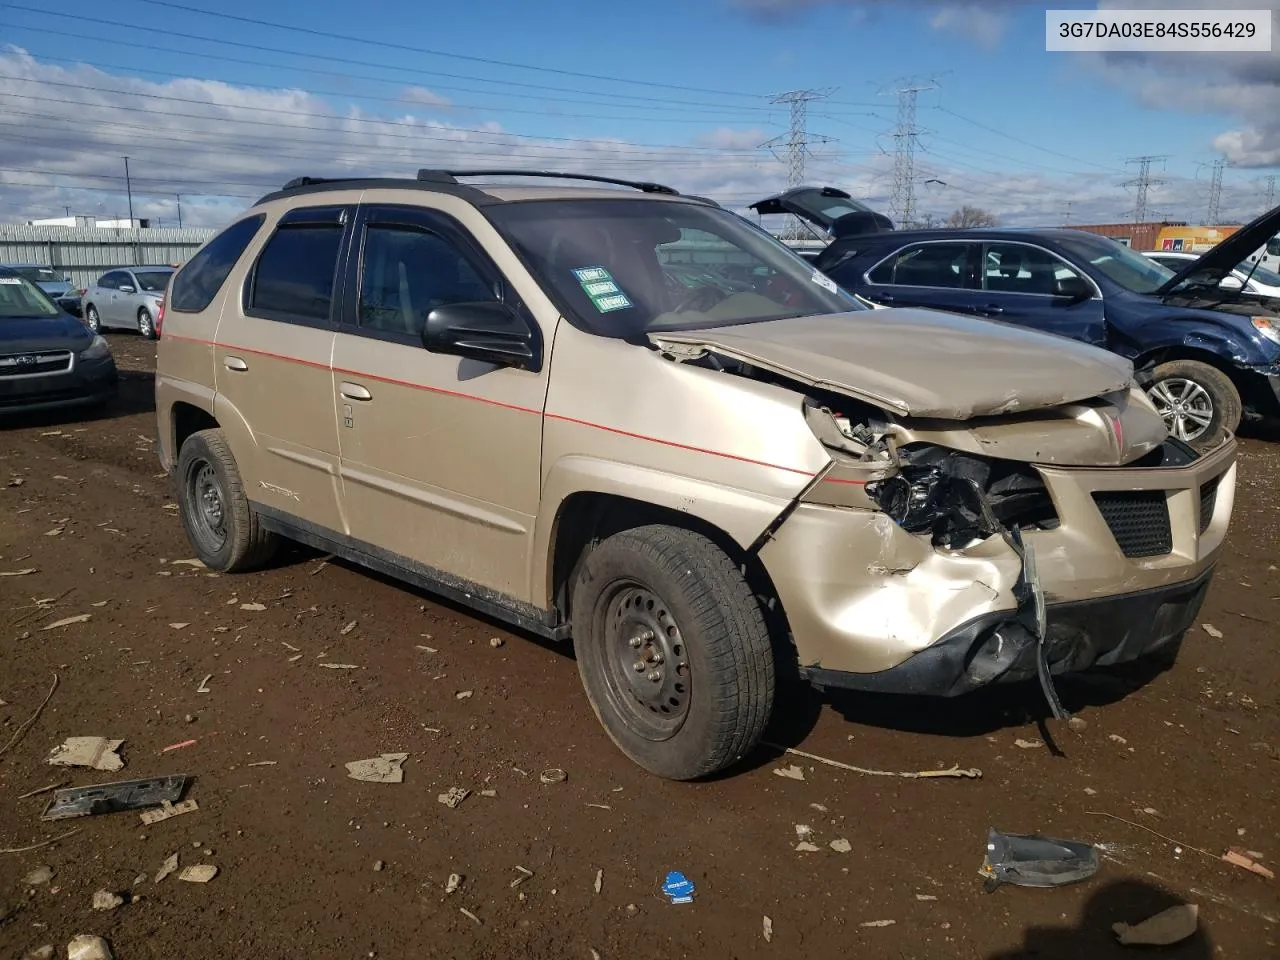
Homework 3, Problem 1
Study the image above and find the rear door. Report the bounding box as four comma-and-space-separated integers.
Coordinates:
211, 204, 350, 534
979, 241, 1107, 346
859, 240, 985, 314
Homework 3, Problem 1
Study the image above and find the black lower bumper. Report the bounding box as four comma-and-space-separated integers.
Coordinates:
803, 566, 1215, 697
0, 361, 118, 415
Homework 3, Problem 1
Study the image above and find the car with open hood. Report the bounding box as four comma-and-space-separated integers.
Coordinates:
772, 188, 1280, 451
0, 266, 118, 415
153, 169, 1236, 781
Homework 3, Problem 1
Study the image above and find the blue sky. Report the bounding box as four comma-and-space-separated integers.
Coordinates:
2, 0, 1277, 227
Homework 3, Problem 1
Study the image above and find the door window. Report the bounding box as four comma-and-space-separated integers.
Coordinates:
983, 243, 1088, 296
248, 222, 344, 323
867, 242, 975, 288
357, 225, 496, 338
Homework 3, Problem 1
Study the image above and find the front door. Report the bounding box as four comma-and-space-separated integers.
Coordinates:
979, 241, 1108, 346
330, 203, 549, 600
211, 203, 350, 534
99, 271, 129, 326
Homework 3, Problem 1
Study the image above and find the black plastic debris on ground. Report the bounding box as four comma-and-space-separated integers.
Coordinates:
979, 827, 1099, 892
40, 776, 190, 821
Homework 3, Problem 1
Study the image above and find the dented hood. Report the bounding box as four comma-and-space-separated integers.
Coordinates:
650, 309, 1134, 419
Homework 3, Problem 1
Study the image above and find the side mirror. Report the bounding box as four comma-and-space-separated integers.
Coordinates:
422, 301, 537, 370
1055, 275, 1093, 302
119, 284, 135, 294
1218, 274, 1244, 290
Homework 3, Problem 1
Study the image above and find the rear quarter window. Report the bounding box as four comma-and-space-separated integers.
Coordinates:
170, 214, 266, 313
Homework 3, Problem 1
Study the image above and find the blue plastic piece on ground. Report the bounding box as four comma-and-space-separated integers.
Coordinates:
662, 870, 695, 904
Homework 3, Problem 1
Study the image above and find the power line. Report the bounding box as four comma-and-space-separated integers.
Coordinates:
936, 106, 1126, 174
1123, 155, 1168, 224
760, 89, 833, 240
123, 0, 765, 99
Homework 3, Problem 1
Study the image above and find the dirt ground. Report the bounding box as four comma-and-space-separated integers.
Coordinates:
1, 332, 1278, 960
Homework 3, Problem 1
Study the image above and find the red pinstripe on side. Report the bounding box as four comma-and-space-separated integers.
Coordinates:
162, 333, 826, 479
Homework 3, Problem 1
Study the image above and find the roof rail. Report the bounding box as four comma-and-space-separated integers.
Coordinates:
420, 169, 680, 195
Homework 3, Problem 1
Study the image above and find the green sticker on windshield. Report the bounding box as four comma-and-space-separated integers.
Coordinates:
573, 266, 633, 313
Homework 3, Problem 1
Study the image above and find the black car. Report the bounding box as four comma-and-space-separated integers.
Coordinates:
0, 267, 118, 415
763, 188, 1280, 450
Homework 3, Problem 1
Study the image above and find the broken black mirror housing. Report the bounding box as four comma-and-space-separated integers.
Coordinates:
979, 827, 1099, 892
422, 301, 538, 371
868, 456, 1001, 548
867, 466, 942, 533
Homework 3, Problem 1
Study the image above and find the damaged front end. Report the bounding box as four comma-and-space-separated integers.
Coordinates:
757, 386, 1235, 708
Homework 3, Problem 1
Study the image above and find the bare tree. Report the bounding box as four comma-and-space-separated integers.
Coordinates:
945, 205, 998, 228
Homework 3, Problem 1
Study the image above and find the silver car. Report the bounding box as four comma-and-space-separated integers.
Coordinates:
84, 266, 175, 339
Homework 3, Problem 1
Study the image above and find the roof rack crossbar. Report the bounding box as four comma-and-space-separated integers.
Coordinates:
421, 169, 680, 195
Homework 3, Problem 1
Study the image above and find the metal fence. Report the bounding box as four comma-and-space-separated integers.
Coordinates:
0, 224, 216, 289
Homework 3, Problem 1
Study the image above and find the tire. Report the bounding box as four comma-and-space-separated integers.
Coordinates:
570, 524, 775, 780
1145, 359, 1241, 451
175, 428, 278, 572
138, 308, 157, 340
85, 305, 101, 333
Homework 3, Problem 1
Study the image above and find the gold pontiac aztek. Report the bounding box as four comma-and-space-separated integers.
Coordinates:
154, 170, 1237, 779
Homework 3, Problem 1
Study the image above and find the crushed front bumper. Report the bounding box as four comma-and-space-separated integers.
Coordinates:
759, 437, 1236, 696
803, 566, 1213, 695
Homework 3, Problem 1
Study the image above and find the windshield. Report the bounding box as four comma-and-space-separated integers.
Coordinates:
134, 270, 173, 292
1240, 261, 1280, 287
1057, 234, 1176, 293
486, 198, 862, 337
13, 266, 64, 284
0, 273, 60, 318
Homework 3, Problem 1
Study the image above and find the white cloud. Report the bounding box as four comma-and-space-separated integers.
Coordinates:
928, 4, 1008, 48
400, 86, 451, 109
695, 127, 768, 149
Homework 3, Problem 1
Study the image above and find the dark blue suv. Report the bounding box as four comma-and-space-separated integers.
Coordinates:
755, 187, 1280, 451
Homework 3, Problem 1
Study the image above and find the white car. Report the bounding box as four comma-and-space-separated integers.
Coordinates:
1143, 250, 1280, 298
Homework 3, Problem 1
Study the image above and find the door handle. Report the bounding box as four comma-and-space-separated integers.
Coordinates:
224, 356, 248, 372
979, 304, 1004, 316
340, 382, 372, 401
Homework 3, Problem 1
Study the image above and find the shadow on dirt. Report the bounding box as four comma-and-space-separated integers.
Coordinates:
986, 878, 1212, 959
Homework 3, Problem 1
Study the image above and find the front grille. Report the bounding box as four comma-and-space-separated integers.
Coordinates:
1092, 490, 1172, 558
0, 350, 72, 377
1198, 475, 1221, 534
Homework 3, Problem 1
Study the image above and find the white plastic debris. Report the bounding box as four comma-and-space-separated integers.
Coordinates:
773, 764, 805, 780
41, 614, 90, 630
240, 602, 267, 611
178, 864, 218, 883
140, 799, 199, 825
437, 787, 471, 809
830, 838, 852, 853
346, 754, 408, 783
489, 637, 504, 648
47, 737, 125, 771
1113, 904, 1198, 946
763, 916, 773, 943
92, 890, 124, 911
67, 936, 113, 960
1201, 624, 1223, 639
445, 873, 463, 894
154, 852, 180, 883
795, 842, 821, 853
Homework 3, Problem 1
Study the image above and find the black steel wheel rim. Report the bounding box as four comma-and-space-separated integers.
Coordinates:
186, 459, 227, 551
596, 579, 691, 741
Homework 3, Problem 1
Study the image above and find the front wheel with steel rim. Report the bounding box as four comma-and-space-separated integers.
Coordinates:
571, 524, 775, 780
85, 305, 101, 333
138, 307, 157, 340
1144, 359, 1241, 452
175, 428, 278, 572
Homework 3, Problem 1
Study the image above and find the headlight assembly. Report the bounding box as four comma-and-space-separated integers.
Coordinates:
78, 335, 112, 361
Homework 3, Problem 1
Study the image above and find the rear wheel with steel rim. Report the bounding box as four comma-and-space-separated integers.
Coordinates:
138, 307, 157, 340
85, 305, 101, 333
571, 524, 775, 780
176, 428, 278, 572
1145, 359, 1240, 452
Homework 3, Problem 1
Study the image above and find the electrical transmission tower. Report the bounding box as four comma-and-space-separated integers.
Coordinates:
1123, 155, 1169, 224
761, 89, 833, 240
1062, 200, 1074, 226
1263, 174, 1276, 212
884, 79, 937, 228
1198, 158, 1229, 223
